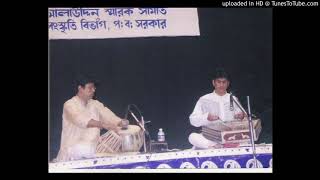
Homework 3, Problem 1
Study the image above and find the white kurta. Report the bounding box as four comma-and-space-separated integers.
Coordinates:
54, 96, 122, 162
189, 91, 243, 149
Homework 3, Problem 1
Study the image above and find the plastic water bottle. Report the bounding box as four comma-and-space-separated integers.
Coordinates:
158, 128, 165, 142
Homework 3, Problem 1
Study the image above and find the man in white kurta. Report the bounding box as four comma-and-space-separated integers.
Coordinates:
189, 69, 245, 149
54, 77, 127, 162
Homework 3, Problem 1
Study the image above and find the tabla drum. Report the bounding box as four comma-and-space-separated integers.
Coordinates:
96, 125, 144, 154
119, 125, 144, 152
96, 130, 122, 153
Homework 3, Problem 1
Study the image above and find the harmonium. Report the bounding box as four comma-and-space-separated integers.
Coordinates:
202, 119, 262, 144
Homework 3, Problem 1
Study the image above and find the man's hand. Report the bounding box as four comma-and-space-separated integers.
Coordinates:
101, 121, 119, 132
207, 113, 220, 121
120, 119, 129, 129
234, 112, 245, 120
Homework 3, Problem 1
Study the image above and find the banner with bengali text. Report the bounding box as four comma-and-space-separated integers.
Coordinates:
48, 8, 200, 39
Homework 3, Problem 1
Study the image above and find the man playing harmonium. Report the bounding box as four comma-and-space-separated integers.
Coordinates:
53, 74, 129, 162
189, 68, 246, 149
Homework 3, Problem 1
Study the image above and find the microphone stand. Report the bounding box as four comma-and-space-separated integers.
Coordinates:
231, 95, 258, 168
141, 116, 147, 153
128, 109, 150, 153
230, 94, 247, 116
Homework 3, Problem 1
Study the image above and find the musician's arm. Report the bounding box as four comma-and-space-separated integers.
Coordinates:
94, 100, 122, 127
189, 100, 212, 127
64, 101, 92, 129
87, 119, 102, 128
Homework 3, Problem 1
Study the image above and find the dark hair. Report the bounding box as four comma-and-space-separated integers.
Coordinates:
212, 68, 230, 81
75, 73, 99, 88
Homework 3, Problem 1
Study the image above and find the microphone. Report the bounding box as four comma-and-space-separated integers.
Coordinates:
124, 105, 130, 120
126, 105, 150, 153
230, 92, 234, 111
121, 105, 131, 130
232, 95, 248, 116
128, 109, 146, 132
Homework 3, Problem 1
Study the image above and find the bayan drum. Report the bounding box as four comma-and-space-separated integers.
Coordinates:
96, 125, 144, 154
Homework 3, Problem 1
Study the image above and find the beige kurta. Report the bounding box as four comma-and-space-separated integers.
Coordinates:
54, 96, 122, 162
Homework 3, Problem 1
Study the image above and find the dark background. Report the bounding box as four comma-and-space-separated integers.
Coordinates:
49, 8, 272, 160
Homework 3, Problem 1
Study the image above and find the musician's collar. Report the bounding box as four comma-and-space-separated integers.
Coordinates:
213, 90, 228, 97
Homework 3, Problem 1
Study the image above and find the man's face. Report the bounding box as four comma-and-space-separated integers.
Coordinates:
213, 78, 229, 94
79, 83, 96, 100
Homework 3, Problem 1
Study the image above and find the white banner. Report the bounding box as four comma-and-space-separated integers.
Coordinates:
48, 8, 200, 40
